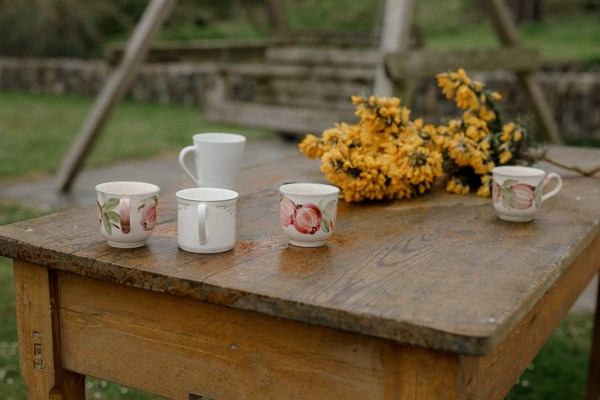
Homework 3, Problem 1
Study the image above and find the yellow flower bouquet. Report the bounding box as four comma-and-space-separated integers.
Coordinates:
299, 69, 536, 203
299, 95, 443, 202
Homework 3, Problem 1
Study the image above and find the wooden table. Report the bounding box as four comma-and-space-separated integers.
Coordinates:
1, 146, 599, 399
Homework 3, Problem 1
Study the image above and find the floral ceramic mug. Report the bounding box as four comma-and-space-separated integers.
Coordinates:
492, 166, 562, 222
96, 181, 159, 248
279, 183, 340, 247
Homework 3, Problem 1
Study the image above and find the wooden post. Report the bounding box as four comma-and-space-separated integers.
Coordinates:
373, 0, 414, 98
14, 261, 86, 399
55, 0, 178, 192
484, 0, 563, 144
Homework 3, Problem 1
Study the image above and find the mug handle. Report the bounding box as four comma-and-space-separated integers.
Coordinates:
178, 146, 200, 185
197, 203, 207, 245
541, 173, 563, 203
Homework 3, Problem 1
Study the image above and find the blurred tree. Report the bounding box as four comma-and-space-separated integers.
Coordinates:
0, 0, 132, 58
0, 0, 269, 57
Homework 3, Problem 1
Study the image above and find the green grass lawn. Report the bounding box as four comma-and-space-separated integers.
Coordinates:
0, 92, 274, 181
0, 91, 597, 398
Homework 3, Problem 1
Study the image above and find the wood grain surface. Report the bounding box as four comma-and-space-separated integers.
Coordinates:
1, 146, 599, 356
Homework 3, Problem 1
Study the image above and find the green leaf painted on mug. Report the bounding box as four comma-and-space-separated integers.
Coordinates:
105, 211, 120, 224
102, 214, 112, 235
534, 181, 543, 208
102, 198, 120, 211
321, 199, 337, 221
501, 187, 516, 209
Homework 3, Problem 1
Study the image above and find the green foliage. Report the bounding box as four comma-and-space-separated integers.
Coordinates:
283, 0, 380, 31
0, 0, 131, 58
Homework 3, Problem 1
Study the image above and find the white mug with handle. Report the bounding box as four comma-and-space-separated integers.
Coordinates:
178, 133, 246, 190
176, 188, 239, 253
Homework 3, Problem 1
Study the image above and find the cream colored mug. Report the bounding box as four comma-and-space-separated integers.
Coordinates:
492, 166, 562, 222
95, 181, 159, 248
279, 183, 340, 247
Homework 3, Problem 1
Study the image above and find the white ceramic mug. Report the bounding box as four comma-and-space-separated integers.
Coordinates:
178, 133, 246, 190
492, 166, 562, 222
95, 181, 160, 248
279, 183, 340, 247
176, 188, 239, 253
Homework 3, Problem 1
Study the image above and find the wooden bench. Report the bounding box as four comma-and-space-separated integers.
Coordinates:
203, 46, 377, 135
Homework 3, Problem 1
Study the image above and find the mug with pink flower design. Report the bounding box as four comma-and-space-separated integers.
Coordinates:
96, 181, 159, 248
279, 183, 340, 247
492, 166, 562, 222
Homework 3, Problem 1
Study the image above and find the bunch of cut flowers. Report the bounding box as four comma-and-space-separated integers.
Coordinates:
299, 95, 443, 203
299, 68, 536, 202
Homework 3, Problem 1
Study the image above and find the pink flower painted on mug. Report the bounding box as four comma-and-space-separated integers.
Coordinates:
280, 195, 296, 227
97, 201, 103, 226
492, 180, 501, 204
119, 198, 131, 233
294, 204, 322, 235
512, 183, 535, 209
139, 197, 158, 231
496, 179, 543, 210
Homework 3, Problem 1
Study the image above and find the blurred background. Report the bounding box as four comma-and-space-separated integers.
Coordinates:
0, 0, 597, 62
0, 0, 599, 399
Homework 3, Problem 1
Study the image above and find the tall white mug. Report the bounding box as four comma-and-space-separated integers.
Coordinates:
176, 188, 239, 253
178, 133, 246, 190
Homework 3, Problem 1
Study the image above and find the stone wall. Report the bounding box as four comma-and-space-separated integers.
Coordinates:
0, 57, 597, 142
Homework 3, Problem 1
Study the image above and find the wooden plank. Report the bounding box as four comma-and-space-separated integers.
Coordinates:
266, 46, 379, 67
384, 47, 540, 79
56, 0, 178, 191
219, 62, 372, 80
57, 270, 462, 400
261, 79, 369, 102
105, 38, 269, 65
204, 100, 356, 134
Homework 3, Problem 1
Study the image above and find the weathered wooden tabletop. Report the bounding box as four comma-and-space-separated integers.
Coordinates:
1, 146, 599, 356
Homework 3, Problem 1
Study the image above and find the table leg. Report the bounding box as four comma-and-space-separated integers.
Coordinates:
13, 260, 85, 399
587, 272, 600, 400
